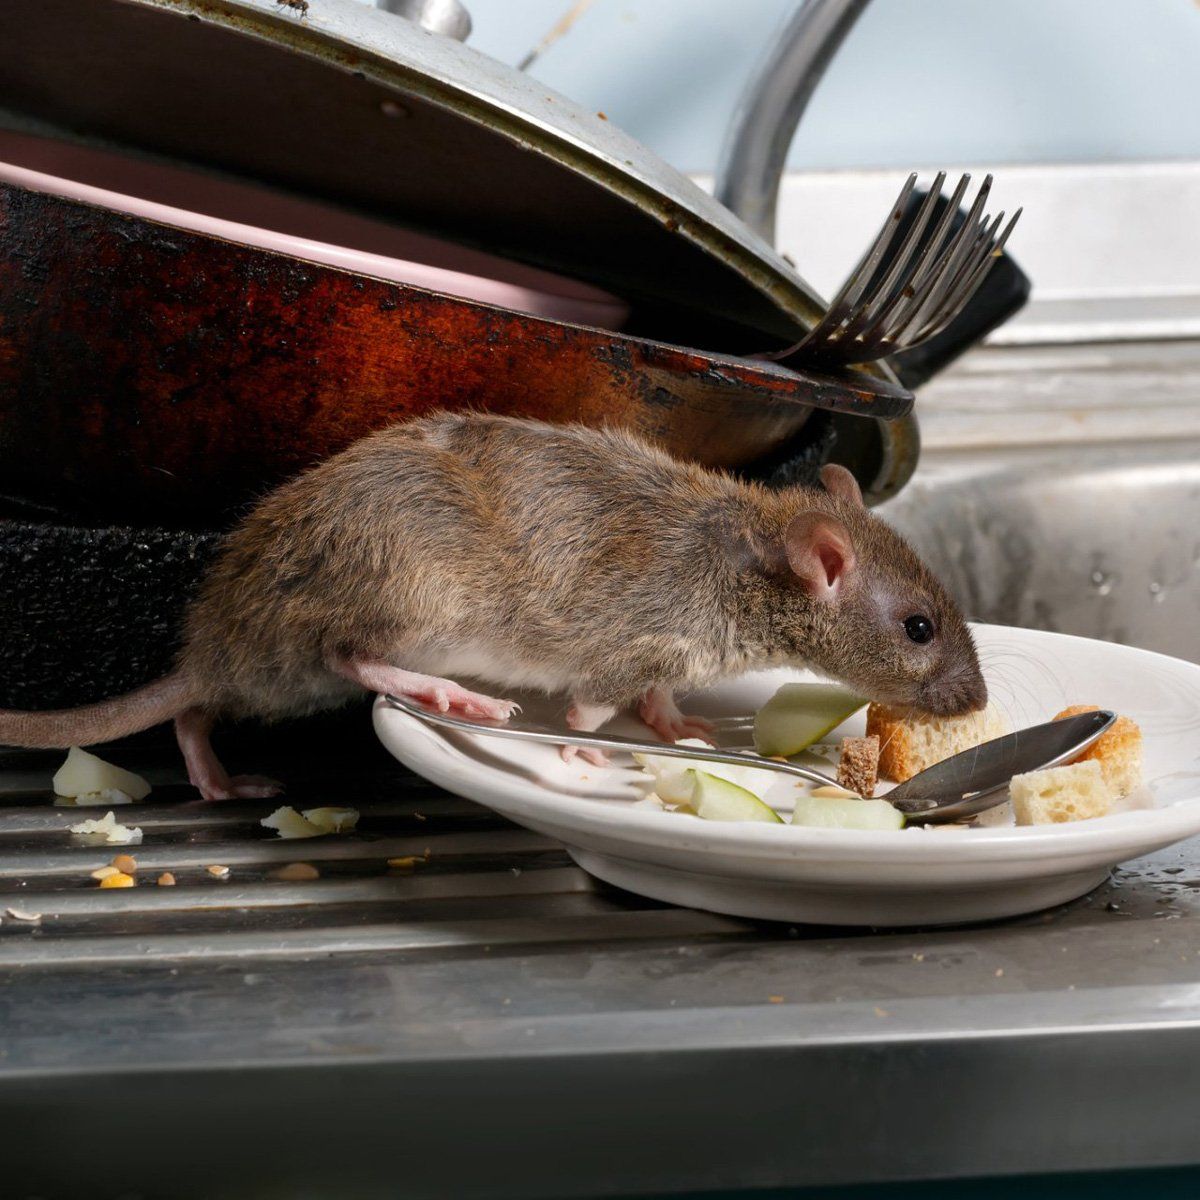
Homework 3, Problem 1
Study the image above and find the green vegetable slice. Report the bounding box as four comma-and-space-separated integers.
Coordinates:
692, 771, 783, 824
753, 683, 867, 757
791, 795, 905, 831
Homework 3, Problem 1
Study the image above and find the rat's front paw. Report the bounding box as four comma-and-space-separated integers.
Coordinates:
562, 744, 610, 767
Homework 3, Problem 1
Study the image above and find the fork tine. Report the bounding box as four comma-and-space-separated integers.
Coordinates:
752, 172, 919, 362
832, 172, 947, 346
849, 174, 985, 353
911, 208, 1017, 343
890, 174, 995, 340
897, 213, 999, 344
820, 172, 920, 330
836, 174, 985, 354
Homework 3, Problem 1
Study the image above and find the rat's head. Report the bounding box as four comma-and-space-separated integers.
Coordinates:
764, 465, 986, 717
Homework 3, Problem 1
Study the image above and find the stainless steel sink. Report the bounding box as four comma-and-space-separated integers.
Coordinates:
882, 339, 1200, 661
4, 341, 1200, 1198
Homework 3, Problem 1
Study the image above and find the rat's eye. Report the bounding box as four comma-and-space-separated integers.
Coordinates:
904, 615, 935, 644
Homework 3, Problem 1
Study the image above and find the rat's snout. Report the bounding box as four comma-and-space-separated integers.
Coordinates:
917, 667, 988, 717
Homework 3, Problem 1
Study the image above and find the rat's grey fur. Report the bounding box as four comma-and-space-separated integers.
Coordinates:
0, 414, 985, 792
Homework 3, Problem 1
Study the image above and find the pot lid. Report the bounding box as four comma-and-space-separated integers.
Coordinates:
0, 0, 833, 352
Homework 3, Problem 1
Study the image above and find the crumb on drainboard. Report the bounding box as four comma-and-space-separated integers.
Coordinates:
272, 862, 320, 882
206, 865, 230, 879
157, 872, 177, 887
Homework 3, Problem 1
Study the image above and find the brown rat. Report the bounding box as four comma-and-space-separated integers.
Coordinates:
0, 413, 985, 799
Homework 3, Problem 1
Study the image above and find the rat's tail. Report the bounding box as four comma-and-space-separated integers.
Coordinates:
0, 671, 198, 749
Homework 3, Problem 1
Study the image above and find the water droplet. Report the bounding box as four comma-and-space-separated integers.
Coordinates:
1150, 581, 1166, 603
1090, 570, 1114, 597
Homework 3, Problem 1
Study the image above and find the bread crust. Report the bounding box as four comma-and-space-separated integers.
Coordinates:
1052, 704, 1143, 798
866, 702, 1009, 782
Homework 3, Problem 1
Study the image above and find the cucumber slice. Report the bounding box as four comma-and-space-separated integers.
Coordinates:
753, 683, 867, 757
692, 771, 783, 824
791, 795, 905, 831
634, 740, 779, 803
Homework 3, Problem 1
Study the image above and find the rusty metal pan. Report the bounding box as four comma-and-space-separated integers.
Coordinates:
0, 182, 912, 527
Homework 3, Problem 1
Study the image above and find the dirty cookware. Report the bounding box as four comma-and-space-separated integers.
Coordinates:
0, 0, 921, 527
0, 160, 909, 527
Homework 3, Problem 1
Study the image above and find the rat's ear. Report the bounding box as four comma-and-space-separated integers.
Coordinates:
819, 463, 863, 508
785, 512, 856, 601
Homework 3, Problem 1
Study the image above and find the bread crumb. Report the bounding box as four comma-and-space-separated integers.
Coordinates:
388, 855, 426, 869
157, 872, 177, 887
99, 871, 135, 889
836, 735, 879, 797
6, 907, 41, 922
272, 862, 320, 882
1011, 761, 1113, 824
206, 864, 230, 879
995, 968, 1004, 977
1052, 705, 1143, 798
874, 1006, 889, 1018
111, 853, 137, 874
90, 865, 119, 881
768, 995, 784, 1004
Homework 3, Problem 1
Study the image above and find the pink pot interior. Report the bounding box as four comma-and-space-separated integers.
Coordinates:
0, 128, 629, 330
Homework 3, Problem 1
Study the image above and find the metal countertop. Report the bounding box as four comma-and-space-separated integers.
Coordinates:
1, 710, 1198, 1199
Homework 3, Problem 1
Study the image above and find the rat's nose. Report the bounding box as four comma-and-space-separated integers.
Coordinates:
919, 671, 988, 717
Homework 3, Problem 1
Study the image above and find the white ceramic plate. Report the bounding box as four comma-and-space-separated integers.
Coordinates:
373, 624, 1200, 926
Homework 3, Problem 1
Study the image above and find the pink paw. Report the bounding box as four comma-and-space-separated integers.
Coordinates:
197, 775, 284, 801
562, 744, 610, 767
417, 684, 518, 722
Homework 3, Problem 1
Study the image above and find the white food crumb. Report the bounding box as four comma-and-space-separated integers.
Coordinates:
301, 806, 360, 834
6, 907, 41, 922
70, 789, 134, 807
260, 806, 323, 839
67, 810, 144, 845
53, 746, 151, 801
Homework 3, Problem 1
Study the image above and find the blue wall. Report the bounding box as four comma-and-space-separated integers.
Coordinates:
442, 0, 1200, 173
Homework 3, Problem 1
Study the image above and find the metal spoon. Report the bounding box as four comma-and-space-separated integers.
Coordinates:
385, 696, 1117, 825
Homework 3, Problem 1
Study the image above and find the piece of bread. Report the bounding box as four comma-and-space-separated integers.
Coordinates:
866, 702, 1010, 783
836, 736, 880, 797
1010, 760, 1113, 825
1052, 704, 1143, 799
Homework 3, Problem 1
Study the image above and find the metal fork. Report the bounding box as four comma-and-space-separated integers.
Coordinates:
762, 172, 1021, 368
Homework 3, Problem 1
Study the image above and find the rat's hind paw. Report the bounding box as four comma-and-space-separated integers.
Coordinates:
562, 744, 610, 767
197, 775, 284, 801
228, 775, 285, 799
